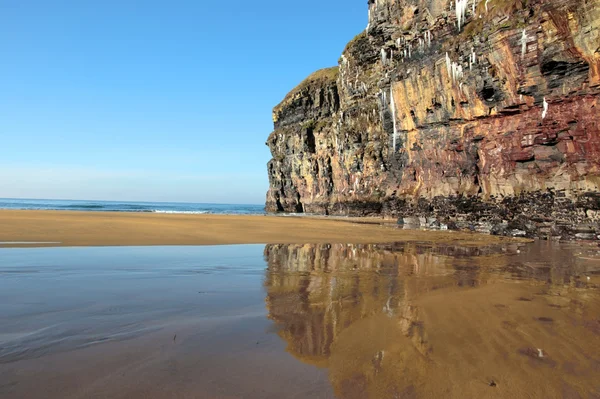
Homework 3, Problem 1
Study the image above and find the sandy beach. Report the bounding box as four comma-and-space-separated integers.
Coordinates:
0, 210, 518, 247
2, 242, 599, 399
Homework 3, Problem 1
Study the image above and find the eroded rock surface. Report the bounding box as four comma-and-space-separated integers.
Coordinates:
266, 0, 600, 239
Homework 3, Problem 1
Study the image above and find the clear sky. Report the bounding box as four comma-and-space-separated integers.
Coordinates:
0, 0, 366, 204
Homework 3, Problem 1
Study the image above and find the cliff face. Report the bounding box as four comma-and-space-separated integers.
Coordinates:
266, 0, 600, 239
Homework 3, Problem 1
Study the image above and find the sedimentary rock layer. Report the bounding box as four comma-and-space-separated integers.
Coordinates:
266, 0, 600, 239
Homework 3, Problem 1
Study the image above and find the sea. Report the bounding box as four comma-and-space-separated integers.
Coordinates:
0, 198, 265, 215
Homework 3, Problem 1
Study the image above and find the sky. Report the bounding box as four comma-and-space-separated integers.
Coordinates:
0, 0, 366, 204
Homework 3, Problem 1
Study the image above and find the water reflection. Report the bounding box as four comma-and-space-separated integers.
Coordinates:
264, 242, 600, 399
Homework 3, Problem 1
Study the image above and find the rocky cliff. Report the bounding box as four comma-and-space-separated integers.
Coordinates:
266, 0, 600, 239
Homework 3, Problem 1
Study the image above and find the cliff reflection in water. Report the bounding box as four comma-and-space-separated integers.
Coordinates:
264, 242, 600, 399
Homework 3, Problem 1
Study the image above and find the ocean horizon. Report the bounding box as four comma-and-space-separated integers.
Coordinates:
0, 198, 265, 215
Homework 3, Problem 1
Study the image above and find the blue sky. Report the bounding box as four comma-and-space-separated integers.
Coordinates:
0, 0, 365, 204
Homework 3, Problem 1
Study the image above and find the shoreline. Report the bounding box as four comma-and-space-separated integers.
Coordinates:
0, 210, 524, 248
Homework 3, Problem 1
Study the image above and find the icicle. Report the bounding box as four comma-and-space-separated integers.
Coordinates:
472, 0, 476, 15
456, 0, 468, 30
521, 29, 528, 58
390, 85, 398, 152
447, 56, 464, 83
390, 49, 393, 61
456, 0, 462, 30
408, 43, 412, 58
403, 48, 407, 58
381, 48, 387, 65
485, 0, 490, 13
542, 97, 549, 119
427, 31, 432, 47
366, 4, 374, 33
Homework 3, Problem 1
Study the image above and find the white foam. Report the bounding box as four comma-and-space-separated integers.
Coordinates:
153, 210, 209, 214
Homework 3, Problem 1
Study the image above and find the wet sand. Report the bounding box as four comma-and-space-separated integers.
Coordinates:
0, 246, 334, 399
1, 242, 599, 398
0, 210, 519, 247
266, 242, 600, 398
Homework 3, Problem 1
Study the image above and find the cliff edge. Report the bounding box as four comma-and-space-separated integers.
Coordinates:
266, 0, 600, 239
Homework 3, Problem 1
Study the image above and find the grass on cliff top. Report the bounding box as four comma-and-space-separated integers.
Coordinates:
342, 31, 367, 54
274, 66, 339, 112
462, 0, 529, 38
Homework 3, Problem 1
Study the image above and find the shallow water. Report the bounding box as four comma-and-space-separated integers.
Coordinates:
0, 242, 599, 398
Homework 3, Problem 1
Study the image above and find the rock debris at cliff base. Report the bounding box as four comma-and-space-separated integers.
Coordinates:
266, 0, 600, 240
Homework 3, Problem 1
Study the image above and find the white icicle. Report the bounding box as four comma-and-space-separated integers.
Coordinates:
446, 52, 452, 77
408, 43, 412, 58
542, 97, 549, 119
472, 0, 476, 15
485, 0, 490, 13
381, 48, 387, 65
521, 29, 528, 57
456, 0, 462, 30
456, 0, 468, 30
390, 85, 398, 152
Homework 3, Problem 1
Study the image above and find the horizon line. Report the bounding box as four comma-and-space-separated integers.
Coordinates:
0, 197, 265, 207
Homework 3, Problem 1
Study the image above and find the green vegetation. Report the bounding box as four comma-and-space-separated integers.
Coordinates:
302, 119, 316, 130
343, 31, 367, 54
462, 0, 530, 39
291, 67, 339, 93
301, 119, 331, 132
273, 67, 339, 114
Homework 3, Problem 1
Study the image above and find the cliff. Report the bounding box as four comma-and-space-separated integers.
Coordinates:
266, 0, 600, 239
